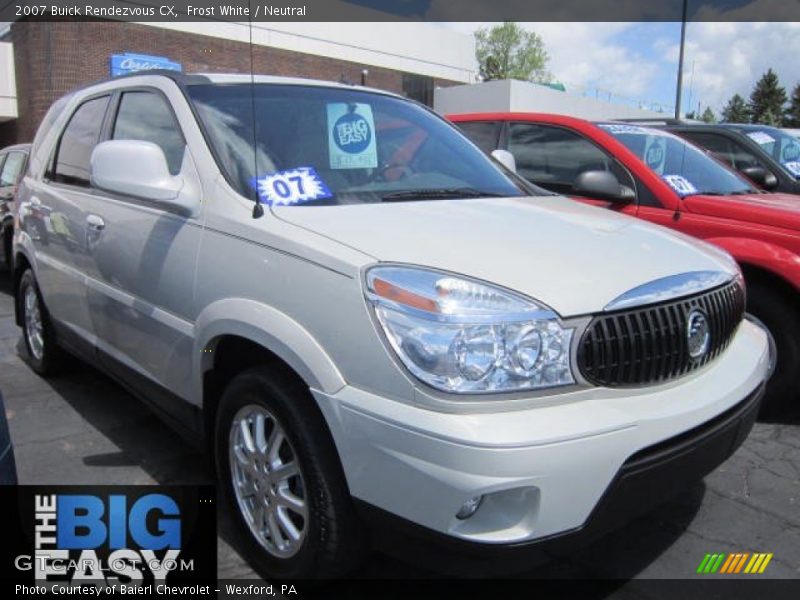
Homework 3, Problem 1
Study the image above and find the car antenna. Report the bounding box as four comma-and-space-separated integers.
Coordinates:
248, 10, 264, 219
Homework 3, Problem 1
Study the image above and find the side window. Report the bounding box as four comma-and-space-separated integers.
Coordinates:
508, 123, 633, 195
729, 140, 770, 172
682, 132, 765, 172
112, 92, 186, 175
679, 132, 735, 165
52, 96, 110, 187
456, 121, 501, 154
0, 151, 27, 186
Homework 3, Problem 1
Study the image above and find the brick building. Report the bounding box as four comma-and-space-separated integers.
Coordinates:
0, 20, 475, 147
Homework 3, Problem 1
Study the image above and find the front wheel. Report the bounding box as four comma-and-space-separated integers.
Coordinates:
215, 366, 364, 579
747, 282, 800, 417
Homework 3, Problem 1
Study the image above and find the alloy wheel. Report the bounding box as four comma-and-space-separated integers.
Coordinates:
229, 404, 308, 558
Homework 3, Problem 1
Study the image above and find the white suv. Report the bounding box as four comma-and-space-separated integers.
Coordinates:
13, 72, 771, 578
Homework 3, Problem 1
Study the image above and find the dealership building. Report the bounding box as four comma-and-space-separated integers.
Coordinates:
0, 20, 476, 148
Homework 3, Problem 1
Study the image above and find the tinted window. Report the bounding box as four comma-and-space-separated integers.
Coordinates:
53, 96, 109, 187
737, 126, 800, 179
457, 121, 501, 154
0, 151, 26, 186
113, 92, 186, 175
187, 84, 525, 205
680, 131, 765, 172
509, 123, 633, 195
600, 124, 755, 196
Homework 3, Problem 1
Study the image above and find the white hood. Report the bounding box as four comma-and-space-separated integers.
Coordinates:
274, 195, 737, 316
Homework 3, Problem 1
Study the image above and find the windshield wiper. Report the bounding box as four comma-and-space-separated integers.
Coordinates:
381, 188, 504, 202
685, 191, 726, 196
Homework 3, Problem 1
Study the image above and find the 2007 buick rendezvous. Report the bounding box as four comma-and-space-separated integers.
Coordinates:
13, 72, 771, 578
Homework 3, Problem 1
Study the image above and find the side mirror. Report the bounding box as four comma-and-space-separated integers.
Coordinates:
491, 149, 517, 173
740, 166, 778, 190
573, 170, 635, 203
91, 140, 198, 215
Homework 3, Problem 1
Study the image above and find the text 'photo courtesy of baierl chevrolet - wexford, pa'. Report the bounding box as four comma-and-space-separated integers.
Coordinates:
0, 1, 798, 599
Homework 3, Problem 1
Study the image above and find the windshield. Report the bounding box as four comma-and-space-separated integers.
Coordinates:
738, 126, 800, 179
187, 83, 525, 206
598, 123, 756, 197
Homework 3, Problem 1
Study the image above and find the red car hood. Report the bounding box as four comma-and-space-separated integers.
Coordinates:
684, 192, 800, 230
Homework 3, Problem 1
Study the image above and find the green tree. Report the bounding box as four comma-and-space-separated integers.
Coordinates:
784, 83, 800, 127
721, 93, 750, 123
701, 106, 717, 123
475, 22, 550, 83
749, 68, 787, 125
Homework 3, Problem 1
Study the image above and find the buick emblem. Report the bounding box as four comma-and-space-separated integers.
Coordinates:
686, 309, 711, 360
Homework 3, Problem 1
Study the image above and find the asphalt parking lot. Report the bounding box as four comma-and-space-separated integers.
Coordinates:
1, 276, 799, 583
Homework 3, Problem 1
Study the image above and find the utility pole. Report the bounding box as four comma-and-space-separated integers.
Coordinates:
674, 0, 689, 119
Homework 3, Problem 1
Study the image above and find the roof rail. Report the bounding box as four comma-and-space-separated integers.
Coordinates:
614, 117, 696, 126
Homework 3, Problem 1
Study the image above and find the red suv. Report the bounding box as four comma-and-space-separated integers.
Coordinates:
451, 113, 798, 414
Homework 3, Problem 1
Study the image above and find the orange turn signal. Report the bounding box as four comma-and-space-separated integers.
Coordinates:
372, 278, 439, 313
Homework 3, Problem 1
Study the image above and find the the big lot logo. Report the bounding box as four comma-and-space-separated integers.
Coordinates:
3, 486, 215, 586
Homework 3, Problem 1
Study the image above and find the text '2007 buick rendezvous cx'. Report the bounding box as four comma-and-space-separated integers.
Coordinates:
13, 72, 772, 578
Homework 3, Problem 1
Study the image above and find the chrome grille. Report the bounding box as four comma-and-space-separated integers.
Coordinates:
578, 280, 745, 387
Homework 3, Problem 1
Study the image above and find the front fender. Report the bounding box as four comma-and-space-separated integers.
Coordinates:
706, 236, 800, 292
193, 298, 346, 402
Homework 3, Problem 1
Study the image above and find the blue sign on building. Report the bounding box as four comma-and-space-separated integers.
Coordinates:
110, 53, 182, 77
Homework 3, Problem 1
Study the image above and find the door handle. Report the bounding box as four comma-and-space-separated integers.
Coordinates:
86, 214, 105, 231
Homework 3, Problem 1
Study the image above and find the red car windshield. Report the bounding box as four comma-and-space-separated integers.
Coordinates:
599, 124, 757, 197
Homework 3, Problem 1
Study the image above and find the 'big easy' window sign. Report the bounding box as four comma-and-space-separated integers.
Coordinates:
327, 103, 378, 170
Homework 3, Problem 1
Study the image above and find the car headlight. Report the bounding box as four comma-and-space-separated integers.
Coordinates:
365, 265, 575, 394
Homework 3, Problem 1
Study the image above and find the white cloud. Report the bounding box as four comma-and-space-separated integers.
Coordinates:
665, 22, 800, 113
440, 22, 668, 108
533, 23, 660, 98
440, 21, 800, 116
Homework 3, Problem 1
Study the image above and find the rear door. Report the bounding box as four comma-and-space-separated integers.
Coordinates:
29, 94, 112, 345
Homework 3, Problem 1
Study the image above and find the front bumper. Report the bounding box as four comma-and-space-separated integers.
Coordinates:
314, 318, 770, 550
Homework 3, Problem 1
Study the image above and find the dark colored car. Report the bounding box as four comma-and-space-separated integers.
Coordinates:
646, 122, 800, 195
0, 144, 30, 271
0, 390, 17, 484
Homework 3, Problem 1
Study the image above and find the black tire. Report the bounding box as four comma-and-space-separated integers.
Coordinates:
17, 269, 65, 375
215, 366, 364, 579
747, 281, 800, 417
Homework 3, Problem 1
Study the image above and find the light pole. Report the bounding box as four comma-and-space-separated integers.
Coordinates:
674, 0, 689, 119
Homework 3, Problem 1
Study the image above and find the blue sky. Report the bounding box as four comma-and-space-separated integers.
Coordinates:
441, 22, 800, 117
